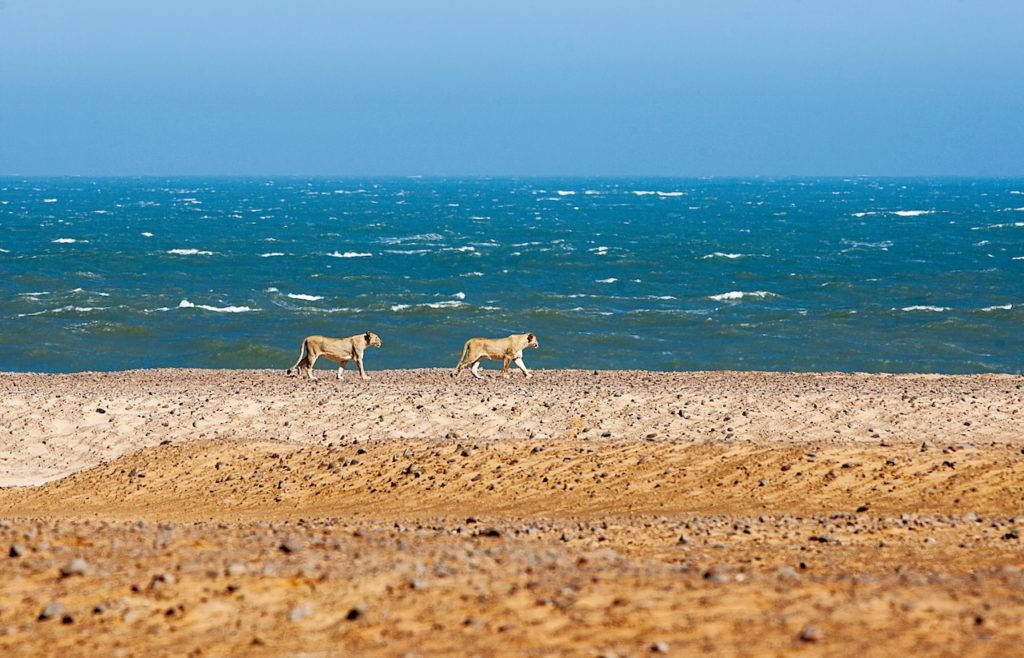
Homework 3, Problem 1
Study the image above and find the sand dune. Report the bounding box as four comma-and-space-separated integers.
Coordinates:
1, 369, 1022, 656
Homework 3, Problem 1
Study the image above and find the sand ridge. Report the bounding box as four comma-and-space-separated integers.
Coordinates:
2, 368, 1021, 487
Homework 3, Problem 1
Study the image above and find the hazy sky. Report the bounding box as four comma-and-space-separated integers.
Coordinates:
2, 1, 1022, 176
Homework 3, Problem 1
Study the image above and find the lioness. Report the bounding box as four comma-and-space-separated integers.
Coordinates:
454, 332, 539, 379
287, 332, 383, 381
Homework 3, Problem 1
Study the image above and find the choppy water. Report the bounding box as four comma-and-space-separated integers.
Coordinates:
1, 177, 1022, 373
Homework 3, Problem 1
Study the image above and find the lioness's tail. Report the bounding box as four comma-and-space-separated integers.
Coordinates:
454, 341, 470, 373
286, 339, 307, 375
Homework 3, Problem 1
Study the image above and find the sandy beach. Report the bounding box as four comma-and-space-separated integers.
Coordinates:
1, 368, 1023, 656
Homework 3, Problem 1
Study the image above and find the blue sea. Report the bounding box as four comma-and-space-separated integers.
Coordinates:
1, 177, 1022, 374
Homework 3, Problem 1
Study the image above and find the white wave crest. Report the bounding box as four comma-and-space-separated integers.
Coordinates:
709, 290, 777, 301
595, 278, 618, 284
841, 240, 893, 252
141, 232, 154, 237
52, 238, 83, 244
391, 300, 467, 312
287, 293, 323, 301
70, 288, 109, 297
452, 292, 466, 300
260, 252, 285, 258
556, 190, 576, 196
977, 222, 1024, 230
981, 304, 1013, 312
168, 248, 214, 255
899, 305, 948, 312
385, 249, 431, 255
892, 210, 934, 217
265, 287, 279, 293
177, 299, 255, 313
701, 252, 745, 259
460, 271, 484, 277
589, 246, 609, 255
328, 251, 372, 258
17, 305, 107, 317
421, 300, 465, 309
43, 198, 57, 203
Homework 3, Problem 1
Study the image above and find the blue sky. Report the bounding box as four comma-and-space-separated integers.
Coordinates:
1, 1, 1022, 176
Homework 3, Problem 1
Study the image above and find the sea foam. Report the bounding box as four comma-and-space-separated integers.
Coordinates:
286, 293, 323, 301
177, 299, 255, 313
701, 252, 745, 259
168, 248, 214, 255
900, 305, 949, 312
709, 291, 776, 301
328, 251, 372, 258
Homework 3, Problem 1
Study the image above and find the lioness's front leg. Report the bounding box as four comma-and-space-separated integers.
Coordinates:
356, 357, 370, 380
514, 357, 532, 378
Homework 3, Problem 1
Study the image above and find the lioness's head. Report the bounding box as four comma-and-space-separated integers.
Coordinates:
364, 331, 382, 347
526, 332, 538, 349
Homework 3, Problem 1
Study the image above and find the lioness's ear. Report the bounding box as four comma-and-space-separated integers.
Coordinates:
364, 331, 372, 344
528, 333, 535, 341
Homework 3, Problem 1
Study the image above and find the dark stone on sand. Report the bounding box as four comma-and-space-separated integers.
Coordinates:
799, 625, 824, 642
279, 537, 304, 554
38, 601, 64, 621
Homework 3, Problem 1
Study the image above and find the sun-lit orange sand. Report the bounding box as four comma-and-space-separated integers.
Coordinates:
1, 369, 1022, 656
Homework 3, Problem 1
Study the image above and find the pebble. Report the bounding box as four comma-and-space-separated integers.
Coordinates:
60, 558, 89, 578
650, 640, 670, 653
280, 537, 304, 554
8, 544, 26, 558
288, 605, 312, 622
226, 562, 248, 577
38, 601, 64, 621
799, 625, 824, 642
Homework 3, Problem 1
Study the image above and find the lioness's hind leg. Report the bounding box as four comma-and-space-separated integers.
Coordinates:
470, 359, 485, 379
337, 360, 348, 380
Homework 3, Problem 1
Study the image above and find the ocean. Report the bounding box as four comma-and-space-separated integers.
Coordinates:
1, 177, 1022, 374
